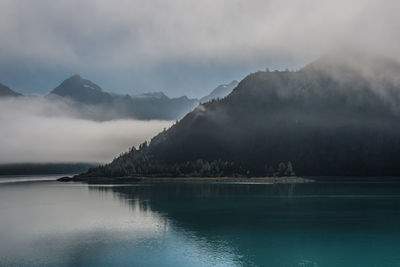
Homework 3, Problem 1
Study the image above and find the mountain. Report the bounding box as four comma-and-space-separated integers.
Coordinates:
49, 75, 198, 120
77, 50, 400, 179
130, 93, 197, 120
50, 74, 111, 104
0, 83, 21, 97
1, 74, 238, 121
200, 80, 238, 103
134, 92, 168, 99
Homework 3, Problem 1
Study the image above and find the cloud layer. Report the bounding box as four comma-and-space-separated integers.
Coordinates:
1, 0, 399, 65
1, 0, 399, 96
0, 97, 172, 163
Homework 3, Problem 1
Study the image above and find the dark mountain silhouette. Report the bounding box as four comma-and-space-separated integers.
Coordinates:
0, 83, 21, 97
78, 50, 400, 178
200, 80, 238, 103
49, 75, 198, 120
50, 74, 109, 104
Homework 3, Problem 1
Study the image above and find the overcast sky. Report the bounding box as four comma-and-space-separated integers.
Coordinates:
1, 0, 399, 97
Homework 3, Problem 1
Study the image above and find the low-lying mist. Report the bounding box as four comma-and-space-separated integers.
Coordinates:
0, 97, 172, 164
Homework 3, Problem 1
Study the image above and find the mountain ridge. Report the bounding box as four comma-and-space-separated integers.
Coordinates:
49, 74, 238, 120
76, 51, 400, 178
200, 80, 238, 103
0, 83, 21, 97
1, 74, 237, 121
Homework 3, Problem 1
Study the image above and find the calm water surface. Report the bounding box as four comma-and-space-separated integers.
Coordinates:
1, 176, 400, 266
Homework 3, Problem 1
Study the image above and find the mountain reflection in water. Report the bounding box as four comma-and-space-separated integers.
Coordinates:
1, 180, 400, 266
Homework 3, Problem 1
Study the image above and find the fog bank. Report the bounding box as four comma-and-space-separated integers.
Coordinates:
0, 97, 172, 163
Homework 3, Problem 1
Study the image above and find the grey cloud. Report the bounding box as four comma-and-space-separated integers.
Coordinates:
1, 0, 400, 96
1, 0, 399, 67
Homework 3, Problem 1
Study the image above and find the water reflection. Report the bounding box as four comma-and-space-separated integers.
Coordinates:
0, 181, 245, 267
2, 181, 400, 266
91, 182, 400, 266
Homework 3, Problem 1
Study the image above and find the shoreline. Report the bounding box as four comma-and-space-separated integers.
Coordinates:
57, 176, 314, 184
57, 175, 400, 184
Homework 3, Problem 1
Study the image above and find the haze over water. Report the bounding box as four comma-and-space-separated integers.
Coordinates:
1, 177, 400, 266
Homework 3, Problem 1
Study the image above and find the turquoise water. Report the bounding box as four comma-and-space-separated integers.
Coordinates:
1, 177, 400, 266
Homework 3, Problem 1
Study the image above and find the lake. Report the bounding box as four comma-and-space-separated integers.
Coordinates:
1, 176, 400, 266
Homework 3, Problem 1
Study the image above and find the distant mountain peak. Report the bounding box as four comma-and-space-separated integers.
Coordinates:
0, 83, 21, 97
50, 75, 107, 104
47, 75, 198, 120
200, 80, 239, 103
69, 74, 82, 79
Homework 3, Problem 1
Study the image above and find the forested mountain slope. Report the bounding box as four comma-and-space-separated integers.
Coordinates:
80, 51, 400, 177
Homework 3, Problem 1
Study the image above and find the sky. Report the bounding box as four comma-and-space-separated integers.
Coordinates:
1, 0, 400, 97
